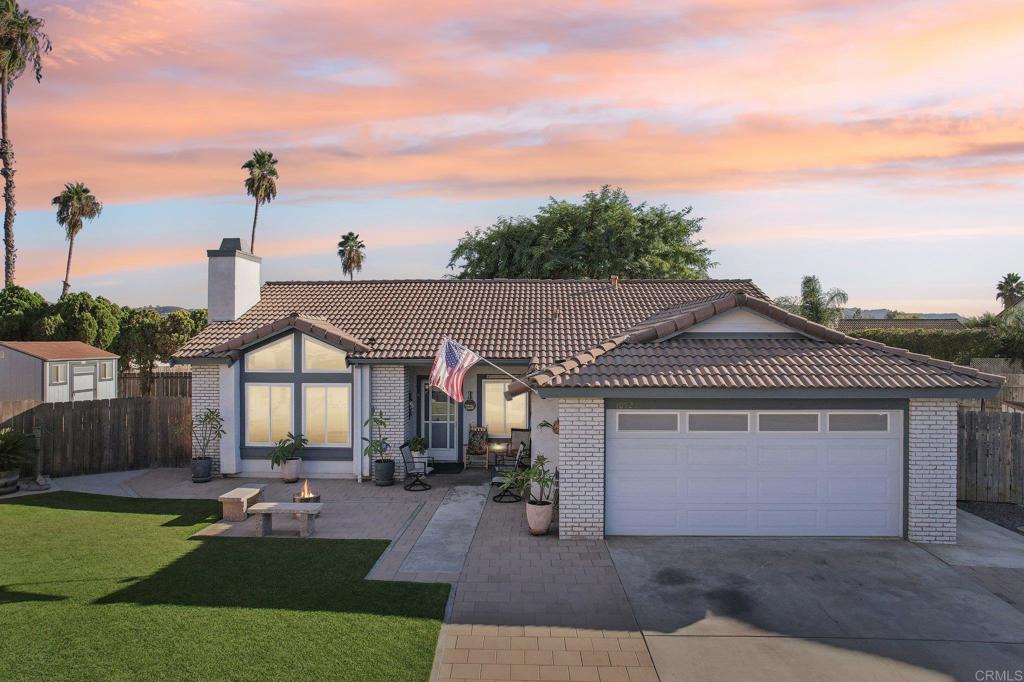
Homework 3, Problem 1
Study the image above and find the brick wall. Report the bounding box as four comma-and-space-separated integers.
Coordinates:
558, 398, 605, 539
370, 364, 409, 480
191, 365, 221, 475
907, 398, 958, 544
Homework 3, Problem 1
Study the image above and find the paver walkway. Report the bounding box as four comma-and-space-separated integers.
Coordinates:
434, 499, 659, 682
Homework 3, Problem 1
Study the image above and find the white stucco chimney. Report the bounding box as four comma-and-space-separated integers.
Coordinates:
207, 238, 261, 322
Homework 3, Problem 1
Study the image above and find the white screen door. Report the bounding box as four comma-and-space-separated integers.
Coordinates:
421, 382, 457, 461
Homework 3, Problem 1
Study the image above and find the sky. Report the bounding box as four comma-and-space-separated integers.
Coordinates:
9, 0, 1024, 314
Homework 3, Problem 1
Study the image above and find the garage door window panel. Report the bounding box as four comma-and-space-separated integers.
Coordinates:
758, 413, 819, 433
687, 413, 749, 432
829, 413, 889, 432
616, 412, 679, 433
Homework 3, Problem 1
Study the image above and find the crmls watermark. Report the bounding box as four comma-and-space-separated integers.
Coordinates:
976, 671, 1024, 682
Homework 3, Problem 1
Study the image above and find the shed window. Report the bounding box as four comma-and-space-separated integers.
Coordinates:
617, 413, 678, 432
245, 336, 293, 372
49, 363, 67, 385
245, 384, 293, 444
303, 385, 351, 446
302, 336, 347, 372
758, 413, 819, 432
828, 413, 889, 432
98, 360, 114, 381
688, 413, 748, 432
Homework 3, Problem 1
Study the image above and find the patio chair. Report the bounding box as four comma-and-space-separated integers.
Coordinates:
491, 443, 525, 503
465, 426, 489, 468
504, 427, 531, 468
400, 442, 433, 491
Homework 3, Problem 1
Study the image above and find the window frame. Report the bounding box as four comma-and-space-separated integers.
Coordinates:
827, 412, 890, 433
301, 336, 348, 374
244, 382, 294, 446
244, 335, 294, 373
301, 383, 352, 448
98, 360, 115, 382
686, 411, 750, 434
756, 411, 820, 434
615, 411, 680, 433
48, 362, 68, 386
481, 377, 529, 439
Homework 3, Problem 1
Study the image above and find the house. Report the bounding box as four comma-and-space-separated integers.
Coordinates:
173, 238, 1002, 544
836, 318, 966, 332
0, 341, 119, 402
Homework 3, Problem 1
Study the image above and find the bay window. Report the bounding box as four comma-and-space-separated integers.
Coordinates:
303, 385, 351, 446
482, 379, 528, 438
246, 384, 293, 445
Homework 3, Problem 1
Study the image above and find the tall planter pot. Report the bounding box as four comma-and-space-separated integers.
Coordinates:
526, 500, 554, 535
0, 469, 18, 496
373, 460, 395, 486
190, 457, 213, 483
281, 457, 302, 483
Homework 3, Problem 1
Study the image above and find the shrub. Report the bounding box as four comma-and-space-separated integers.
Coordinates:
848, 327, 1009, 365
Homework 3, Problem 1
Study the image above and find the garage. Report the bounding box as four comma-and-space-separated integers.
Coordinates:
606, 409, 903, 537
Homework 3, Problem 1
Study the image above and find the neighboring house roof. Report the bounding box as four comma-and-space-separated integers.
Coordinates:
174, 279, 766, 364
209, 312, 370, 363
0, 341, 118, 361
513, 292, 1002, 394
836, 318, 965, 332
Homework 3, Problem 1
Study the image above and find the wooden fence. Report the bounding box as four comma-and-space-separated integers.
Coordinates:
0, 397, 192, 478
958, 409, 1024, 504
119, 371, 192, 398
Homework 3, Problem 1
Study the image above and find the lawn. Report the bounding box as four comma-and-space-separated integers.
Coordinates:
0, 492, 450, 681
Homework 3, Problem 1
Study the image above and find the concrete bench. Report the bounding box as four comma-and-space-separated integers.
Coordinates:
218, 484, 267, 522
248, 502, 323, 538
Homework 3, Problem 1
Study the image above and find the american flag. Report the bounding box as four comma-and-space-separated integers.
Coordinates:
429, 338, 480, 402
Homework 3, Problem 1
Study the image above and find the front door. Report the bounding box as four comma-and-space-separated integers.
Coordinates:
420, 380, 457, 462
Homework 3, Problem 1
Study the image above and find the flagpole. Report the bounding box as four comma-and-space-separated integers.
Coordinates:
474, 354, 541, 396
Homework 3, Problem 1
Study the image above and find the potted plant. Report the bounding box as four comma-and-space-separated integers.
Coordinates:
409, 435, 428, 458
363, 410, 393, 486
498, 455, 557, 535
0, 428, 32, 496
268, 431, 307, 483
189, 408, 225, 483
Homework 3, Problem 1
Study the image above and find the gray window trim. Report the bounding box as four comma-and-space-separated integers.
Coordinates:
48, 362, 67, 386
98, 360, 115, 381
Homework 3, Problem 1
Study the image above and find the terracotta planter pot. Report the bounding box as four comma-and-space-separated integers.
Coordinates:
526, 501, 554, 535
0, 469, 18, 496
281, 457, 302, 483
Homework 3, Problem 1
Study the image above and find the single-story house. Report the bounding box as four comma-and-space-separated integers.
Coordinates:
0, 341, 119, 402
836, 318, 965, 332
173, 238, 1002, 544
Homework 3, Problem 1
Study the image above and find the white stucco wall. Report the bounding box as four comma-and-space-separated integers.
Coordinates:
529, 395, 559, 466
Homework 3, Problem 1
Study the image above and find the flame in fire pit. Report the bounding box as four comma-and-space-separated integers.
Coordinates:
299, 479, 314, 498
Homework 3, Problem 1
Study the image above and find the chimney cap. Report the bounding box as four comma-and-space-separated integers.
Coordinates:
208, 237, 260, 262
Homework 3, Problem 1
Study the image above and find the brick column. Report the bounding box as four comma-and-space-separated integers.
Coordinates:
558, 398, 605, 539
370, 364, 409, 480
907, 398, 958, 544
191, 365, 222, 475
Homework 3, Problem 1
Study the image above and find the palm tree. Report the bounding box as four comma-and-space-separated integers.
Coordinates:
774, 275, 848, 327
0, 0, 51, 288
52, 182, 102, 297
337, 232, 365, 281
996, 273, 1024, 310
241, 149, 278, 254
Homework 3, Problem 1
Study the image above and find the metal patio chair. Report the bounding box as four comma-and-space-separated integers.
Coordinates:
491, 442, 526, 503
400, 442, 433, 491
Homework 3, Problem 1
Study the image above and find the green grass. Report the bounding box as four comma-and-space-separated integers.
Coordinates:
0, 492, 450, 681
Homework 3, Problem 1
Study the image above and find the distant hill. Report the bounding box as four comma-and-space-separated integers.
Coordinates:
147, 306, 186, 315
842, 308, 962, 321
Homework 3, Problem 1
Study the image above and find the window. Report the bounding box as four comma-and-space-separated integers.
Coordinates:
829, 413, 889, 432
483, 379, 528, 437
758, 413, 819, 432
303, 385, 351, 446
48, 363, 67, 385
245, 336, 293, 372
688, 413, 748, 432
246, 384, 293, 445
302, 336, 347, 372
98, 360, 114, 381
617, 413, 678, 432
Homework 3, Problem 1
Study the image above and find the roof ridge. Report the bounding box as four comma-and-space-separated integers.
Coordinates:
263, 278, 759, 285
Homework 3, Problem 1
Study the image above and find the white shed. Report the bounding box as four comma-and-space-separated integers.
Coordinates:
0, 341, 119, 403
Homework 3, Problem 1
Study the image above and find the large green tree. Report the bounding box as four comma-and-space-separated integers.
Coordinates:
448, 186, 714, 279
337, 231, 365, 281
0, 283, 44, 337
774, 275, 848, 327
241, 149, 278, 254
0, 0, 50, 287
51, 292, 121, 348
52, 182, 102, 297
996, 273, 1024, 310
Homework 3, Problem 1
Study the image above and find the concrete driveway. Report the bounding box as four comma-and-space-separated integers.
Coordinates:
608, 513, 1024, 682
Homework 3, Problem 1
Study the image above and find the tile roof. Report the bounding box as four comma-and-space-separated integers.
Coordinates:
514, 292, 1002, 394
837, 318, 966, 332
0, 341, 118, 361
173, 279, 766, 364
209, 313, 370, 363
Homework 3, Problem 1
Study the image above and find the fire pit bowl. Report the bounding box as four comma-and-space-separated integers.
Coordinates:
293, 479, 320, 503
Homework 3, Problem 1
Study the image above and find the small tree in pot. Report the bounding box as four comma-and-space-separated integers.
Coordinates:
498, 455, 557, 535
0, 428, 32, 496
363, 410, 393, 486
268, 431, 307, 483
190, 408, 225, 483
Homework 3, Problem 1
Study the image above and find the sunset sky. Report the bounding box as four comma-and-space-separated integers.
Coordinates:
10, 0, 1024, 314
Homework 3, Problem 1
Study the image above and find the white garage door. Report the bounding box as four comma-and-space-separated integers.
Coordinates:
606, 409, 903, 536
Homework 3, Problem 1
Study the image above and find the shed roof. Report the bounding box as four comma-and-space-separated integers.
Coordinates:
0, 341, 118, 361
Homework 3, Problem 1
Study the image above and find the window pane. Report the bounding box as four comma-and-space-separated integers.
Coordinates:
618, 413, 678, 432
303, 336, 346, 371
269, 385, 292, 441
829, 413, 888, 432
305, 386, 327, 444
688, 413, 748, 432
484, 381, 508, 437
246, 336, 293, 371
759, 413, 818, 432
326, 386, 350, 444
246, 385, 270, 443
506, 392, 528, 431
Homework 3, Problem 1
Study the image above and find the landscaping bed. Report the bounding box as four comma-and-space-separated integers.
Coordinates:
0, 492, 449, 681
959, 500, 1024, 537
